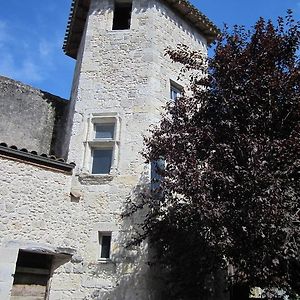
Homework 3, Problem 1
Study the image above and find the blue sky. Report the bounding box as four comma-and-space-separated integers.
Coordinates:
0, 0, 299, 99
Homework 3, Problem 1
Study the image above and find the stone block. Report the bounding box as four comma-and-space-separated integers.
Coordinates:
0, 263, 15, 282
51, 275, 81, 291
0, 281, 12, 299
82, 276, 113, 289
0, 247, 18, 264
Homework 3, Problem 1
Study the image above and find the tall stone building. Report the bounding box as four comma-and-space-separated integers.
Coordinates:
0, 0, 218, 299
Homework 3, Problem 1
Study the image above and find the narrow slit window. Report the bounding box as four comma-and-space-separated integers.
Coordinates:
151, 159, 165, 198
112, 1, 133, 30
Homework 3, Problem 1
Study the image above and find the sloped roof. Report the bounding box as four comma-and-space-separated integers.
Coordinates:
63, 0, 220, 59
0, 143, 75, 174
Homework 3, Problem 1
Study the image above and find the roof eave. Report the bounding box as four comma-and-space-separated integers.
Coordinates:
0, 144, 75, 174
63, 0, 220, 59
63, 0, 91, 59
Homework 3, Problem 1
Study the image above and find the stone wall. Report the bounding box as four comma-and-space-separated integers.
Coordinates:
0, 153, 158, 299
0, 156, 73, 298
0, 76, 69, 157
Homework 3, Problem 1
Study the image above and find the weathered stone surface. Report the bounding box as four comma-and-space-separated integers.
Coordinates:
0, 76, 69, 157
0, 248, 18, 299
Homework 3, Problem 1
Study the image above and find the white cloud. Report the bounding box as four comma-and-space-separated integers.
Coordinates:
0, 19, 63, 87
0, 51, 43, 83
0, 21, 9, 48
38, 37, 62, 71
0, 25, 60, 84
21, 60, 43, 82
39, 39, 52, 58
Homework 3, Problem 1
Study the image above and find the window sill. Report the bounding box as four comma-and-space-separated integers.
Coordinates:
107, 29, 131, 34
98, 258, 113, 264
78, 173, 114, 185
88, 140, 118, 146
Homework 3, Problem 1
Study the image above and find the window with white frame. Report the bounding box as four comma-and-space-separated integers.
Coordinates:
170, 81, 183, 101
85, 114, 120, 175
98, 232, 112, 260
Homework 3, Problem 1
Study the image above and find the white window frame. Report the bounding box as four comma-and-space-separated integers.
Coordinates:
83, 113, 120, 175
98, 231, 112, 262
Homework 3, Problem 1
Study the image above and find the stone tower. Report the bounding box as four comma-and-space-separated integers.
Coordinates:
0, 0, 219, 298
0, 1, 218, 299
63, 0, 217, 298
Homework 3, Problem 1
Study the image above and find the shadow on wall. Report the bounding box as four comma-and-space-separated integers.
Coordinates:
83, 166, 164, 300
82, 164, 229, 300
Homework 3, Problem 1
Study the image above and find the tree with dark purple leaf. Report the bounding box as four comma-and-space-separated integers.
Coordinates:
128, 11, 300, 300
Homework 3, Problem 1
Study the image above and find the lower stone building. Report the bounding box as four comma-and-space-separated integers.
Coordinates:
0, 141, 159, 299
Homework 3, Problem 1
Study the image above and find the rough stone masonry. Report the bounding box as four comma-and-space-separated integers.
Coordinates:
0, 0, 219, 299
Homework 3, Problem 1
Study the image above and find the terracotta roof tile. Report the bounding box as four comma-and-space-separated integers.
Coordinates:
0, 143, 75, 173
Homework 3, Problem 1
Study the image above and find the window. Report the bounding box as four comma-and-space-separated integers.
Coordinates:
99, 232, 112, 260
95, 123, 115, 139
151, 158, 165, 197
112, 1, 133, 30
92, 148, 113, 174
170, 81, 182, 101
85, 114, 120, 175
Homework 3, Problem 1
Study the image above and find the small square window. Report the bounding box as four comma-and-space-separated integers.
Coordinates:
99, 232, 112, 260
92, 149, 113, 174
170, 82, 182, 101
95, 123, 115, 139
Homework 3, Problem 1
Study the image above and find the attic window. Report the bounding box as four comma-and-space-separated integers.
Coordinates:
112, 1, 132, 30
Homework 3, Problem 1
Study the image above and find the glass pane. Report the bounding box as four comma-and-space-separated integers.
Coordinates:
151, 159, 165, 194
170, 85, 181, 100
95, 123, 115, 139
92, 149, 113, 174
101, 235, 111, 259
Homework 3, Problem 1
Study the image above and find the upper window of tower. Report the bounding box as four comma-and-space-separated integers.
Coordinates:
112, 1, 133, 30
